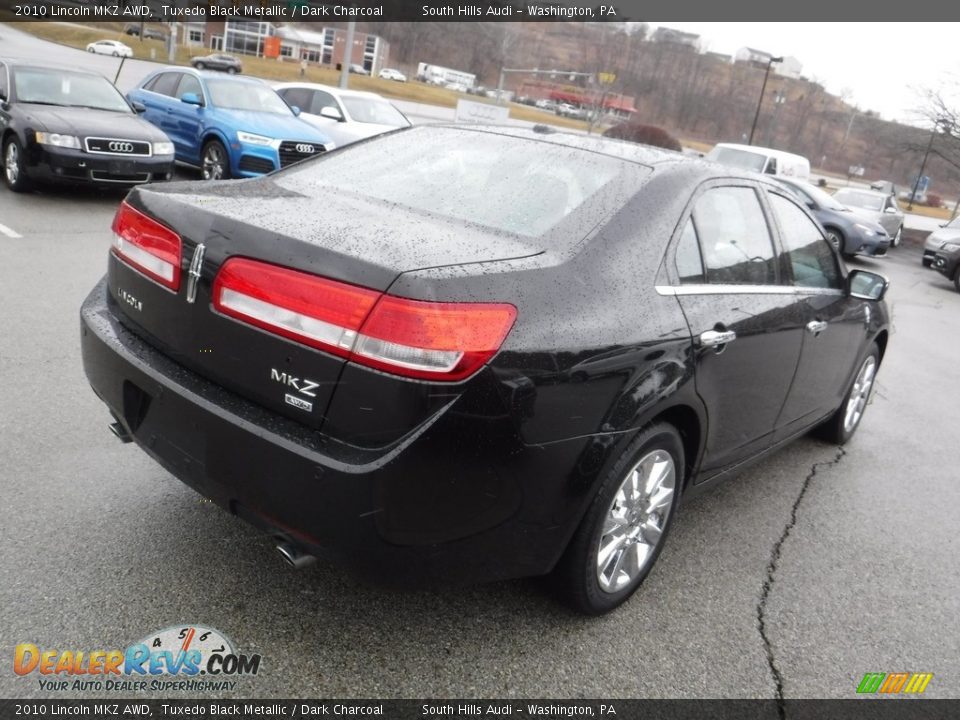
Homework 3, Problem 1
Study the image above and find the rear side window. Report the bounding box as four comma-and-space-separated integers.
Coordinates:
691, 187, 777, 285
769, 194, 842, 289
675, 219, 704, 283
145, 72, 180, 97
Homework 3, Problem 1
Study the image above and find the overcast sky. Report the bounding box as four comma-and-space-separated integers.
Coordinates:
649, 23, 959, 124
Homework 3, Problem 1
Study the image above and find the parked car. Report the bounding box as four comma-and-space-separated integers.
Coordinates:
535, 99, 558, 112
929, 242, 960, 292
127, 68, 333, 180
870, 180, 897, 196
274, 82, 410, 147
922, 215, 960, 267
123, 23, 167, 41
190, 53, 242, 74
832, 188, 904, 247
705, 143, 811, 181
776, 177, 890, 258
86, 40, 133, 58
80, 125, 890, 615
377, 68, 407, 82
349, 64, 370, 76
0, 60, 175, 192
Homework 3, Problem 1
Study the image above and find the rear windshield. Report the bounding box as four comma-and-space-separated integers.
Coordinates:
276, 127, 637, 237
707, 147, 767, 173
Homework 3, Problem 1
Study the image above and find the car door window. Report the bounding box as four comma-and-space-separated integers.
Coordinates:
309, 90, 340, 116
278, 87, 311, 112
146, 72, 181, 97
175, 74, 203, 102
769, 193, 842, 290
691, 186, 777, 285
675, 218, 704, 283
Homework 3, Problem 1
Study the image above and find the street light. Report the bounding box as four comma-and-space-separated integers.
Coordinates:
748, 56, 783, 145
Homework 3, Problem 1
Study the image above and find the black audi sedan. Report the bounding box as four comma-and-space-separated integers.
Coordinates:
80, 126, 890, 614
0, 60, 175, 192
775, 176, 890, 258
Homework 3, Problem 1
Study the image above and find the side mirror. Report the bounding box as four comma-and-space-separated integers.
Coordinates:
130, 100, 146, 114
290, 105, 301, 117
806, 200, 815, 210
848, 269, 889, 301
320, 105, 344, 121
884, 206, 897, 214
181, 92, 203, 107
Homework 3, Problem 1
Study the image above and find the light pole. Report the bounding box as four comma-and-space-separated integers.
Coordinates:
748, 56, 783, 145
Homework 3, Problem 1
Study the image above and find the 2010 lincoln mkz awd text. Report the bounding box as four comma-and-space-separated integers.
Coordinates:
81, 126, 890, 614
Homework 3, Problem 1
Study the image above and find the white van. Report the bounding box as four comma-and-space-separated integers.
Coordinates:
705, 143, 811, 181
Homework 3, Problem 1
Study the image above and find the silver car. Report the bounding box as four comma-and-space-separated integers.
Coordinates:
922, 215, 960, 267
274, 83, 410, 148
832, 188, 905, 247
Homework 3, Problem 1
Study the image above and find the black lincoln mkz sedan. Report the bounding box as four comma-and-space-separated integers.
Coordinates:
81, 126, 890, 614
1, 60, 176, 191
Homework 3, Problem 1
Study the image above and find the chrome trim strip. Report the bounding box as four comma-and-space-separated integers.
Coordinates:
84, 136, 153, 157
89, 171, 151, 184
185, 243, 205, 304
655, 284, 844, 297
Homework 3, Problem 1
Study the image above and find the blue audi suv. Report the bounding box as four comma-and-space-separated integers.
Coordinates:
127, 68, 333, 180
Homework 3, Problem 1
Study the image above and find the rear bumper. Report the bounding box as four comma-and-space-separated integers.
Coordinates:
80, 278, 589, 586
28, 145, 175, 185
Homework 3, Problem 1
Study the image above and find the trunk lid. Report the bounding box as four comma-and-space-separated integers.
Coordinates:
108, 179, 542, 430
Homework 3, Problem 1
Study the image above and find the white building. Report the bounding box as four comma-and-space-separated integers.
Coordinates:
734, 48, 803, 79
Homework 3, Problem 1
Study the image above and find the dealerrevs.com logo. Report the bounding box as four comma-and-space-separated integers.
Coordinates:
14, 625, 261, 692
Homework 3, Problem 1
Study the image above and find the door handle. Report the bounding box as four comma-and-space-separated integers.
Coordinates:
806, 320, 828, 335
698, 329, 737, 347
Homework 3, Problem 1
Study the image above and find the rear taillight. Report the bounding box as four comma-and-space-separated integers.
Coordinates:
213, 258, 516, 382
111, 201, 182, 291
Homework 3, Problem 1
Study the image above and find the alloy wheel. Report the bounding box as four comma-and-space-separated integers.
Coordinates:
843, 355, 877, 433
202, 144, 226, 180
5, 142, 20, 186
596, 449, 675, 593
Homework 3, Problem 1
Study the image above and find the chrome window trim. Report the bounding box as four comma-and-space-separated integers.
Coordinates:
655, 284, 844, 297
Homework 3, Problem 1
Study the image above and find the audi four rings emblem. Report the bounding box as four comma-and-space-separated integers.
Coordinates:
108, 141, 135, 153
296, 144, 315, 154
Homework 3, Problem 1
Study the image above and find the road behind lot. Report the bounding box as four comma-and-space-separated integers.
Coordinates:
1, 22, 959, 702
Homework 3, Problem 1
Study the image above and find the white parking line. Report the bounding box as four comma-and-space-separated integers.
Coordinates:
0, 222, 22, 238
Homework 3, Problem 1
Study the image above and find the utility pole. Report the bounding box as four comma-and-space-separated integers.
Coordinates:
748, 56, 782, 145
339, 21, 355, 90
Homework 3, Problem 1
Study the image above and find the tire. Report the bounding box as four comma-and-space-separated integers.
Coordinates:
554, 423, 684, 615
3, 136, 32, 193
816, 343, 880, 445
200, 139, 230, 181
825, 228, 844, 255
195, 62, 205, 70
892, 226, 902, 247
226, 67, 237, 75
87, 47, 94, 53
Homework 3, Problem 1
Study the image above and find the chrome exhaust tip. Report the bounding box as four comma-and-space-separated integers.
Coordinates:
109, 421, 132, 443
276, 542, 315, 570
